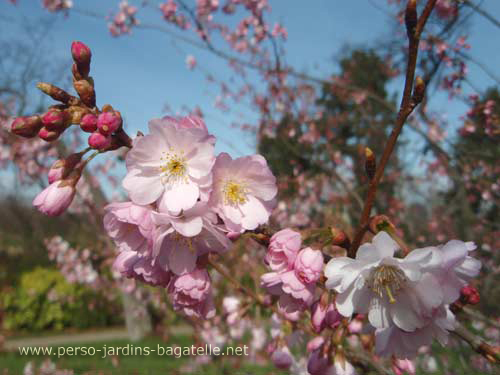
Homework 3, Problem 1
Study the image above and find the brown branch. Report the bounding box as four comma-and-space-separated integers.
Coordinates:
349, 0, 437, 255
453, 324, 499, 364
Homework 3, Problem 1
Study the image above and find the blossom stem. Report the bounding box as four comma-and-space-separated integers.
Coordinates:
350, 0, 437, 255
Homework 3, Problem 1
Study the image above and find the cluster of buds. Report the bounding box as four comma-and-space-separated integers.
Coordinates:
10, 41, 132, 216
11, 41, 130, 152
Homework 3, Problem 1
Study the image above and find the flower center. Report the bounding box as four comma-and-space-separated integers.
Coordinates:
223, 180, 248, 205
159, 149, 188, 185
172, 232, 196, 253
368, 265, 406, 304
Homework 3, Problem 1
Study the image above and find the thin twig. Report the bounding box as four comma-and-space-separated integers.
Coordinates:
350, 0, 437, 255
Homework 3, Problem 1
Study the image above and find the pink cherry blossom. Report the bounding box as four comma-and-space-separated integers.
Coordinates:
103, 201, 155, 254
113, 250, 171, 287
153, 212, 230, 275
210, 152, 277, 232
265, 228, 302, 271
294, 247, 324, 284
168, 268, 215, 319
123, 116, 215, 215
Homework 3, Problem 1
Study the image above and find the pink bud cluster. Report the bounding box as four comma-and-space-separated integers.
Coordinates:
105, 115, 277, 318
10, 41, 133, 217
261, 229, 325, 321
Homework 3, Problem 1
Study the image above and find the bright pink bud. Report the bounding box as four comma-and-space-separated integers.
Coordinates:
97, 111, 122, 135
80, 113, 98, 132
48, 152, 84, 184
71, 41, 91, 75
41, 109, 69, 131
11, 116, 43, 138
38, 127, 61, 142
88, 132, 112, 150
271, 347, 293, 370
33, 181, 76, 216
392, 358, 416, 375
294, 247, 324, 284
460, 285, 480, 305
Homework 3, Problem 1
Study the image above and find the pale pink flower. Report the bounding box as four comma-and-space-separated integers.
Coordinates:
104, 201, 155, 254
113, 251, 171, 287
153, 212, 230, 275
33, 181, 76, 216
210, 152, 277, 232
375, 305, 456, 359
427, 240, 481, 304
168, 268, 215, 319
294, 247, 324, 284
265, 228, 301, 271
123, 116, 215, 215
324, 231, 443, 332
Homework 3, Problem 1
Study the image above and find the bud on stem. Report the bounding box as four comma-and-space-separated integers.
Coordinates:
405, 0, 418, 39
364, 147, 376, 180
11, 116, 43, 138
412, 76, 426, 104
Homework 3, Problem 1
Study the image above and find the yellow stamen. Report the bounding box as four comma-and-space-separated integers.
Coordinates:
223, 180, 248, 205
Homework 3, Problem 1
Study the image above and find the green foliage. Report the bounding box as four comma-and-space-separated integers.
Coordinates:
1, 267, 121, 332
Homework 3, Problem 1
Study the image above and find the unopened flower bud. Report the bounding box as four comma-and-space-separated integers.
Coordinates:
369, 215, 396, 234
88, 132, 112, 150
97, 111, 122, 135
10, 116, 43, 138
48, 152, 84, 184
364, 147, 376, 180
412, 76, 425, 104
460, 285, 480, 305
405, 0, 418, 38
330, 228, 351, 249
36, 82, 72, 104
38, 127, 61, 142
33, 180, 76, 216
71, 41, 91, 76
41, 109, 69, 131
73, 79, 96, 107
80, 113, 98, 132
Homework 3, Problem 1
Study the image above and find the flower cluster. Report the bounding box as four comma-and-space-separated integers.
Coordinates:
261, 229, 325, 321
324, 231, 481, 359
105, 115, 277, 318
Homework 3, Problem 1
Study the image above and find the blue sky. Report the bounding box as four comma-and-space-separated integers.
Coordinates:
1, 0, 499, 189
